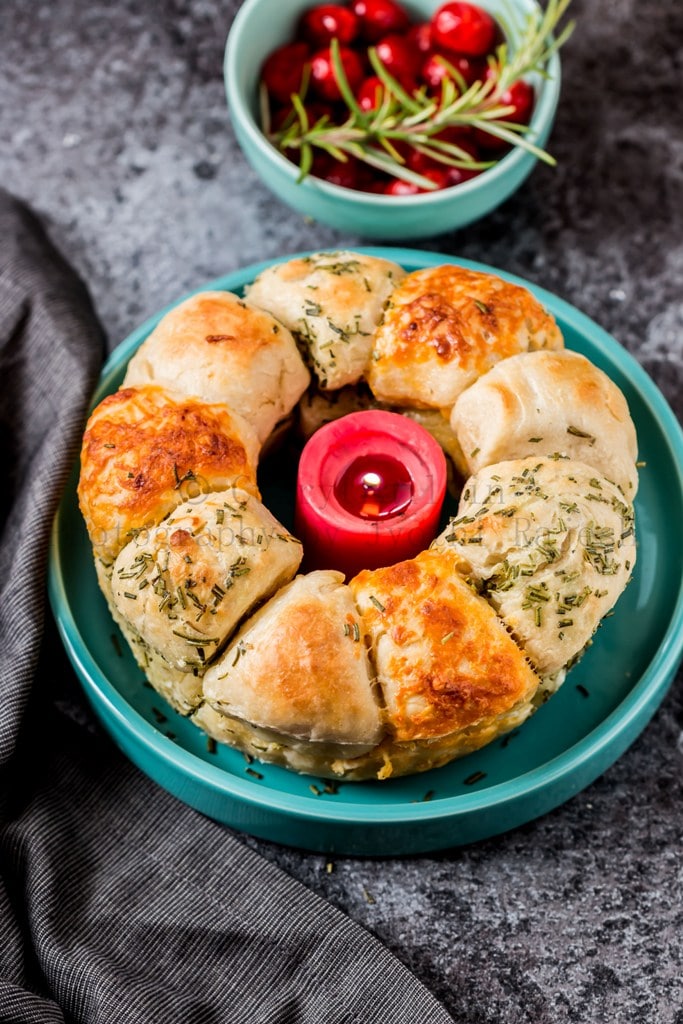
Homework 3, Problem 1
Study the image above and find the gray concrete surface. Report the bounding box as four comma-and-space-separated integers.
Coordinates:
2, 1, 682, 1020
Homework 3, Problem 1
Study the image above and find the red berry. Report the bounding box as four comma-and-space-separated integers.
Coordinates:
446, 164, 481, 185
500, 78, 535, 124
475, 78, 535, 149
261, 42, 310, 104
421, 51, 484, 91
365, 176, 390, 193
406, 22, 433, 55
310, 150, 335, 178
375, 34, 420, 87
431, 2, 496, 57
384, 178, 421, 196
437, 125, 480, 157
299, 5, 359, 47
421, 168, 454, 190
310, 45, 365, 101
406, 149, 443, 174
323, 156, 370, 190
404, 126, 479, 174
384, 168, 450, 194
356, 75, 385, 112
351, 0, 410, 43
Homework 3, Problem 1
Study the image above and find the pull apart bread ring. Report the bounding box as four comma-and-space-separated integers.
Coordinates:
79, 253, 638, 780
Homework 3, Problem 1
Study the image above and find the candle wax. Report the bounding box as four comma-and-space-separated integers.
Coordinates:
334, 454, 414, 520
295, 410, 447, 581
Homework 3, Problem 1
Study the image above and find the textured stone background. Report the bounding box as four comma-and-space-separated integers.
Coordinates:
2, 0, 682, 1020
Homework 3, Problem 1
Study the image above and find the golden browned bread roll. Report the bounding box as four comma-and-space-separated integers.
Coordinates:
401, 408, 466, 474
110, 489, 303, 673
297, 383, 385, 438
450, 350, 639, 497
93, 558, 205, 714
200, 571, 383, 772
347, 549, 541, 777
78, 385, 260, 569
123, 292, 310, 444
245, 251, 405, 390
433, 457, 636, 676
368, 264, 564, 409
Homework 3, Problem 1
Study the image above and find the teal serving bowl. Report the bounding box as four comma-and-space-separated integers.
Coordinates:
224, 0, 562, 240
49, 248, 683, 856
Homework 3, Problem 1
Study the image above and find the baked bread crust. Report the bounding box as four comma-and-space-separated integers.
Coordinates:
433, 457, 636, 675
203, 570, 382, 756
368, 264, 564, 409
351, 549, 540, 743
123, 291, 310, 444
450, 350, 639, 497
111, 489, 303, 672
78, 385, 260, 567
246, 251, 405, 390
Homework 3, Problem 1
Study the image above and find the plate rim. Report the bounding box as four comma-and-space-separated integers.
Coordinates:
49, 246, 683, 828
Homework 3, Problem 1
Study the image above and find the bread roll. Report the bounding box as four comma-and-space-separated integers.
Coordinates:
201, 571, 383, 770
368, 264, 564, 409
348, 549, 541, 776
298, 383, 385, 438
433, 457, 636, 675
401, 408, 466, 474
122, 291, 310, 444
450, 350, 639, 497
246, 251, 405, 390
95, 560, 204, 714
78, 386, 260, 568
110, 489, 303, 673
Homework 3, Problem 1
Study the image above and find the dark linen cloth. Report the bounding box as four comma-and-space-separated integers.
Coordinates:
0, 189, 454, 1024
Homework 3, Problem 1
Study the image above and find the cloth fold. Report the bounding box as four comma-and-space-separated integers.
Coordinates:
0, 189, 454, 1024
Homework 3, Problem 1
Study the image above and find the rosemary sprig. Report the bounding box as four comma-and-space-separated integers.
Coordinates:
264, 0, 574, 189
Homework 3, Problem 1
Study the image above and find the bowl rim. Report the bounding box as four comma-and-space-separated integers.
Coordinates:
49, 246, 683, 828
224, 0, 562, 206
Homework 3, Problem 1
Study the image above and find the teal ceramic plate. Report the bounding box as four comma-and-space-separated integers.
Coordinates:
48, 248, 683, 856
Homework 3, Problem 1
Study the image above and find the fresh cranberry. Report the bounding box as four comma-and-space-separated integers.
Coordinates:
384, 178, 421, 196
475, 78, 534, 149
351, 0, 410, 43
446, 164, 481, 185
310, 45, 365, 101
323, 156, 371, 190
406, 149, 444, 174
421, 53, 450, 91
406, 22, 433, 55
365, 176, 390, 193
405, 135, 471, 166
421, 168, 453, 190
310, 149, 335, 178
431, 2, 496, 57
356, 75, 385, 112
384, 168, 450, 194
299, 5, 359, 47
405, 126, 479, 172
437, 125, 480, 156
421, 51, 484, 91
375, 34, 420, 87
261, 42, 310, 104
500, 79, 535, 124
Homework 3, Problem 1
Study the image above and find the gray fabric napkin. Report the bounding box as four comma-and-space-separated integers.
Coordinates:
0, 189, 454, 1024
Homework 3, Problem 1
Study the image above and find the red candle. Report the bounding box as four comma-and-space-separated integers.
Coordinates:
295, 410, 447, 580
